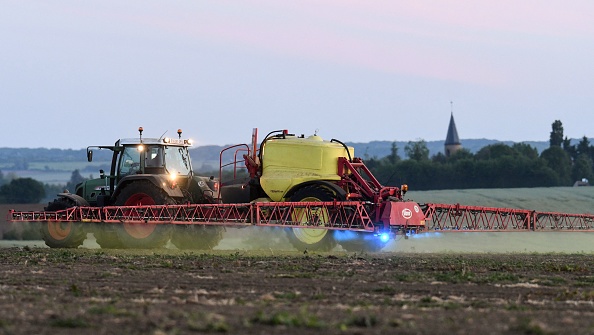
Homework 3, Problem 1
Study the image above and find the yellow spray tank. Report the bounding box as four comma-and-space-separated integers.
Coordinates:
258, 132, 354, 202
230, 128, 422, 252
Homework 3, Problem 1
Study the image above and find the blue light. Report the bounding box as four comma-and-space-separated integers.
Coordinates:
334, 230, 358, 242
379, 233, 390, 243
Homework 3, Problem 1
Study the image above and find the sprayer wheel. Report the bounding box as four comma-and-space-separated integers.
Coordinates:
40, 198, 86, 248
113, 181, 173, 249
170, 225, 224, 250
286, 185, 337, 252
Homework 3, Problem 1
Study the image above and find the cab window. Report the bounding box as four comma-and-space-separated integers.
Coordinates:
119, 146, 141, 176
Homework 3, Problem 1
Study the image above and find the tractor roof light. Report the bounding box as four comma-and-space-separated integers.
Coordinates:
137, 144, 145, 152
178, 129, 183, 139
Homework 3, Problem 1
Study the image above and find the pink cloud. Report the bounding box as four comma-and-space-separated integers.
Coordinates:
49, 1, 594, 87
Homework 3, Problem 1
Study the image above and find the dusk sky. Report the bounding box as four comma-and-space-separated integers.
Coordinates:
2, 1, 593, 149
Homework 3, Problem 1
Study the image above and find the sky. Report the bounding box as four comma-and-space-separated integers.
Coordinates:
1, 0, 594, 149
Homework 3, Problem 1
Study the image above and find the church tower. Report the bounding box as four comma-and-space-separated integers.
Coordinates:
445, 105, 462, 157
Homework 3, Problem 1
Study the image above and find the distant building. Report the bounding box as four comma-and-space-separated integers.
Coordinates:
445, 112, 462, 157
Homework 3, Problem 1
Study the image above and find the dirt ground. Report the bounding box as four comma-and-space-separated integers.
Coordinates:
1, 246, 593, 335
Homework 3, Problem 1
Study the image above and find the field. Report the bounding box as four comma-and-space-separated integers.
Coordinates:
1, 249, 593, 334
409, 186, 594, 213
1, 187, 594, 334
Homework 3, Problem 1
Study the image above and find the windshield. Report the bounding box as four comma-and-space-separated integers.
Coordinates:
165, 146, 192, 176
119, 146, 142, 176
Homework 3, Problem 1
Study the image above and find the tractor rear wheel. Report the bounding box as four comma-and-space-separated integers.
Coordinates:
113, 181, 173, 249
40, 198, 86, 248
286, 186, 337, 252
171, 225, 224, 250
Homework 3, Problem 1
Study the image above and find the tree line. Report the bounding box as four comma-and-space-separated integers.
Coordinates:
0, 170, 86, 204
367, 120, 593, 190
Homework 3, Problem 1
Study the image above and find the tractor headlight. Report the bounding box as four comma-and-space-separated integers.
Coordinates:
168, 171, 178, 188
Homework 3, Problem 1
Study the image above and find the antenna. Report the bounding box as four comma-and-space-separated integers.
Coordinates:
158, 130, 167, 140
450, 101, 453, 115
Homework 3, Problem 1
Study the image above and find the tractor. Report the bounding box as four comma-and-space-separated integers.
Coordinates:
41, 127, 221, 249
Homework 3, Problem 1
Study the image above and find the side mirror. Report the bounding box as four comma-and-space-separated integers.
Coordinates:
87, 149, 93, 162
100, 169, 105, 179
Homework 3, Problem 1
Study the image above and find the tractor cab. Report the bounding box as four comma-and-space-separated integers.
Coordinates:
115, 138, 192, 178
77, 127, 218, 207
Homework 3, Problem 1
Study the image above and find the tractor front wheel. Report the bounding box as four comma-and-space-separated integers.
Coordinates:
40, 198, 86, 248
286, 186, 337, 252
113, 181, 173, 249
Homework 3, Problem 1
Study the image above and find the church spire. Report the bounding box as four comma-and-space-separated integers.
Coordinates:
444, 102, 462, 157
445, 112, 460, 145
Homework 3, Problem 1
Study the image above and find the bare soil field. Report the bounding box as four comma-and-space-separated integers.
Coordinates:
0, 248, 593, 335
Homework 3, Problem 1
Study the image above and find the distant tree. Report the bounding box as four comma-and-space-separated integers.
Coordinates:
512, 143, 539, 160
540, 146, 572, 185
475, 143, 516, 160
43, 183, 65, 203
431, 152, 447, 163
571, 154, 594, 183
550, 120, 564, 147
0, 169, 4, 186
449, 158, 475, 188
386, 142, 401, 164
65, 169, 87, 193
363, 156, 380, 170
4, 172, 18, 181
449, 148, 473, 161
0, 178, 46, 204
576, 136, 591, 157
563, 136, 577, 160
388, 159, 435, 189
404, 139, 429, 161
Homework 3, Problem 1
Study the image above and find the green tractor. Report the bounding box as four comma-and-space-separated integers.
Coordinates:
41, 127, 221, 249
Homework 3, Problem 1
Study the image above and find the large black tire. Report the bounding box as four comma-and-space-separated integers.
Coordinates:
113, 181, 173, 249
170, 225, 224, 250
335, 231, 387, 252
93, 226, 125, 249
286, 186, 338, 252
40, 198, 86, 248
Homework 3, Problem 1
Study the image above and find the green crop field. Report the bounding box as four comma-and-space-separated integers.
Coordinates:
409, 186, 594, 214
